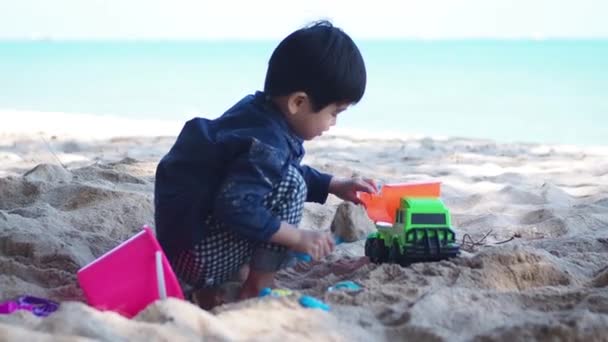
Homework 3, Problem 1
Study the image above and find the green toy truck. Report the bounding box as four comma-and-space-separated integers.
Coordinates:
364, 197, 460, 265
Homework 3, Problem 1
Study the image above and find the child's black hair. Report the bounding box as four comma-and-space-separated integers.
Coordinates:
264, 20, 367, 112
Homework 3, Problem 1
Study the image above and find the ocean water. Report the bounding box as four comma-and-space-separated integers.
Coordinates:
1, 40, 607, 145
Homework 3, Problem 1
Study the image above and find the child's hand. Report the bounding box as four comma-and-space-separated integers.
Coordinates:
329, 176, 377, 205
294, 230, 335, 261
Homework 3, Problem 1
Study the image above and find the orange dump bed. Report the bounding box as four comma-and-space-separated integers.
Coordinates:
357, 181, 441, 223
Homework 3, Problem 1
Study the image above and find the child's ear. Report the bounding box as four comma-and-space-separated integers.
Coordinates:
287, 92, 309, 115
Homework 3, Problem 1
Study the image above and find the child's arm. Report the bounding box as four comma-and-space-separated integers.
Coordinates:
329, 176, 377, 204
300, 165, 332, 203
300, 165, 377, 205
270, 222, 334, 261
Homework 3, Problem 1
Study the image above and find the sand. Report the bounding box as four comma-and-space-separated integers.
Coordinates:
1, 111, 607, 341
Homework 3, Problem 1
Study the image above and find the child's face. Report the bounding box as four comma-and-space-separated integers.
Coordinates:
284, 93, 350, 140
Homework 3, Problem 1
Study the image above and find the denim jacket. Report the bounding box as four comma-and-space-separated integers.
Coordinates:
154, 92, 332, 258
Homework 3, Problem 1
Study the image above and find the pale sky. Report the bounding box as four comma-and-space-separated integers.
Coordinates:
0, 0, 607, 40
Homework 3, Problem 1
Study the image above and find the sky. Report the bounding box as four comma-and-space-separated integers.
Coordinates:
0, 0, 607, 40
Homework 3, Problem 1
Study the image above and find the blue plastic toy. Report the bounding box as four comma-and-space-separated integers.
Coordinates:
327, 280, 362, 292
258, 287, 294, 298
259, 288, 330, 311
299, 295, 330, 311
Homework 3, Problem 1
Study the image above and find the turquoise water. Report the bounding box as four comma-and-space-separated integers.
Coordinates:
1, 40, 607, 145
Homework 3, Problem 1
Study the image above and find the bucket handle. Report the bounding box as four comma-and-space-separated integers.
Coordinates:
155, 251, 167, 300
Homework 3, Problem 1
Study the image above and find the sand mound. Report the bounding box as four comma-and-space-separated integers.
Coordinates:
459, 247, 572, 291
330, 202, 375, 242
1, 298, 384, 341
0, 163, 154, 302
24, 164, 73, 183
473, 311, 608, 341
591, 267, 608, 288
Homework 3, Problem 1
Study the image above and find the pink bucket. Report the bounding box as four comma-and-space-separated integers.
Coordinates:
77, 225, 184, 317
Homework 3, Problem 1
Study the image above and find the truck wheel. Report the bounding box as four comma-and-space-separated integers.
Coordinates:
389, 240, 401, 264
364, 238, 373, 258
376, 239, 389, 263
365, 238, 388, 263
365, 238, 380, 263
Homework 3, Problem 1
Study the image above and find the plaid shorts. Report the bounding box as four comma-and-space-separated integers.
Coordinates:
171, 165, 307, 289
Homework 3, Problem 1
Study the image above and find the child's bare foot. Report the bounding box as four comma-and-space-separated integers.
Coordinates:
190, 287, 224, 310
191, 266, 274, 309
191, 282, 243, 310
239, 270, 276, 299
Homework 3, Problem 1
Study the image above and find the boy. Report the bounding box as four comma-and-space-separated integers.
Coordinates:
154, 20, 375, 309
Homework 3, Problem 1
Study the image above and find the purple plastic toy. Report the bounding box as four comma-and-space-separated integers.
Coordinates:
0, 296, 59, 317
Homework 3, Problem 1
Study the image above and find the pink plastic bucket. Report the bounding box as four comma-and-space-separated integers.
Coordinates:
77, 225, 184, 317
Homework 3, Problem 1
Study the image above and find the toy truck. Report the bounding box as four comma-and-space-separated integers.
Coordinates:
359, 182, 460, 266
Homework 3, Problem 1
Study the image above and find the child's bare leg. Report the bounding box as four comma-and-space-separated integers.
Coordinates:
239, 269, 277, 299
236, 263, 250, 282
239, 241, 287, 299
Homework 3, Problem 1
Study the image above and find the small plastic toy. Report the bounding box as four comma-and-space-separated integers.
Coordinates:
0, 296, 59, 317
359, 182, 460, 266
299, 295, 330, 311
258, 288, 294, 298
259, 288, 330, 311
327, 280, 362, 292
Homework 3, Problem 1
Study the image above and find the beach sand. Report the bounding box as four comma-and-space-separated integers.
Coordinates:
1, 110, 607, 341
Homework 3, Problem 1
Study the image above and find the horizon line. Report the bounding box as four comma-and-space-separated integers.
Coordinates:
2, 37, 608, 43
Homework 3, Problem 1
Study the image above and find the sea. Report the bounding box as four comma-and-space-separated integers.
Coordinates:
1, 40, 607, 145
